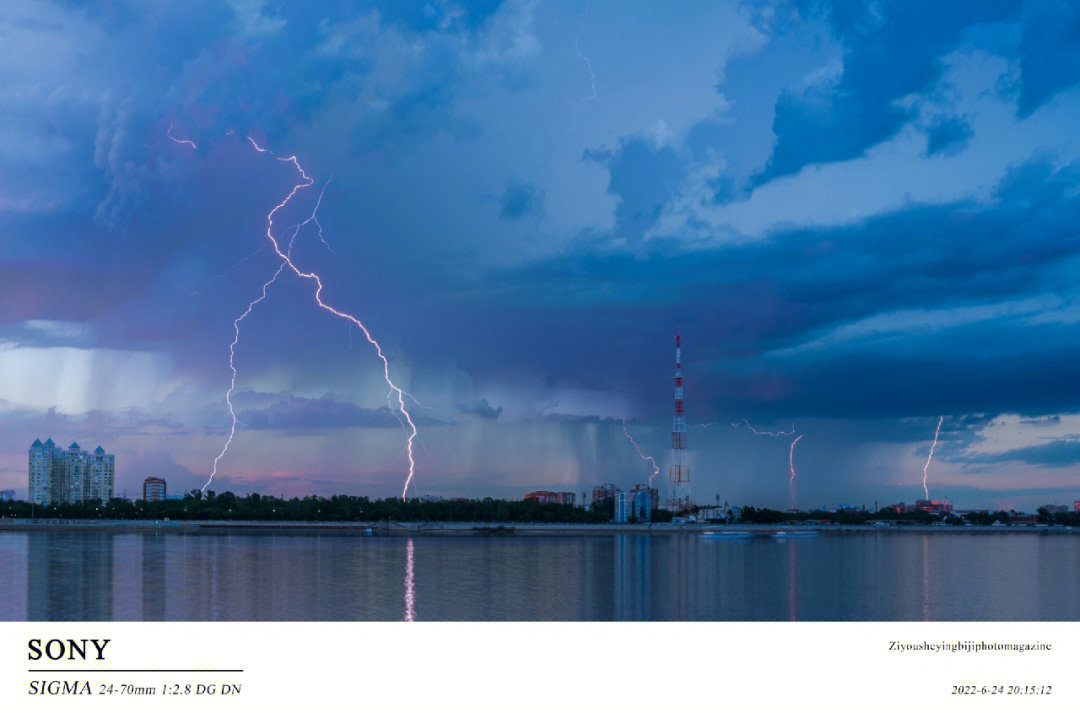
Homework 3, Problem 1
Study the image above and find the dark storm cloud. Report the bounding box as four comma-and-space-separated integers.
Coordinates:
456, 398, 503, 419
850, 415, 994, 446
0, 258, 144, 326
234, 391, 445, 430
400, 157, 1080, 420
960, 439, 1080, 467
374, 0, 506, 32
585, 138, 688, 243
6, 0, 1080, 502
925, 115, 974, 156
499, 180, 544, 221
754, 0, 1080, 182
1017, 0, 1080, 115
353, 79, 483, 154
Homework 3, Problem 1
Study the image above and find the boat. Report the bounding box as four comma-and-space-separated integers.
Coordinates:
700, 530, 755, 539
771, 529, 819, 538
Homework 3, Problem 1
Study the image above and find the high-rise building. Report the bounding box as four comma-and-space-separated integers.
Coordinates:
631, 485, 654, 522
143, 477, 167, 502
613, 490, 629, 523
28, 439, 114, 505
591, 483, 618, 504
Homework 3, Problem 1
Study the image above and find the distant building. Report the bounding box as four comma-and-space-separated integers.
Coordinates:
592, 483, 617, 504
697, 504, 728, 521
28, 439, 114, 505
143, 477, 167, 502
1074, 501, 1080, 512
1041, 504, 1069, 515
524, 491, 576, 506
915, 499, 952, 514
0, 489, 15, 501
613, 491, 629, 524
889, 499, 953, 515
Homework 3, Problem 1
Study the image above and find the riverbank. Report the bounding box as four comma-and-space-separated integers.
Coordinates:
0, 518, 1076, 536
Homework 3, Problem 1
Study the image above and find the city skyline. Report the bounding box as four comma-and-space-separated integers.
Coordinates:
3, 1, 1080, 510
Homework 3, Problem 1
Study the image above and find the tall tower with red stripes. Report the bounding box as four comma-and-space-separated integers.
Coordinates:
668, 329, 691, 512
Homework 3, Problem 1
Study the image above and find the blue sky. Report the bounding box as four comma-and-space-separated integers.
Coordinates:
2, 0, 1080, 509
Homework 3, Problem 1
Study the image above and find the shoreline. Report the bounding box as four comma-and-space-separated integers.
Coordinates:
0, 519, 1076, 536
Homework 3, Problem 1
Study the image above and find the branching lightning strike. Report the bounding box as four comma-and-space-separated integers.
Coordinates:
203, 136, 419, 499
729, 419, 803, 508
731, 419, 796, 437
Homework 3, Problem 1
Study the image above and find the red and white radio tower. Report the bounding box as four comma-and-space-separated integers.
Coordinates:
668, 329, 692, 512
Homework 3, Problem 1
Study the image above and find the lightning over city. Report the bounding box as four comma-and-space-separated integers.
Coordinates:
9, 0, 1080, 643
202, 136, 419, 498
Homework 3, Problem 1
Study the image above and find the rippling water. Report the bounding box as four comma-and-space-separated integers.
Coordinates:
1, 530, 1078, 621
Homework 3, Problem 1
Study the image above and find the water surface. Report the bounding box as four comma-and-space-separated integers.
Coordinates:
1, 530, 1077, 620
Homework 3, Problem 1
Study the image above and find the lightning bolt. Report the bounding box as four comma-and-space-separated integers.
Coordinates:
302, 178, 334, 254
788, 433, 804, 510
574, 39, 598, 111
622, 421, 660, 487
203, 213, 310, 494
203, 135, 418, 499
166, 123, 197, 150
730, 419, 796, 437
179, 246, 266, 296
204, 261, 287, 493
725, 419, 802, 507
922, 416, 944, 500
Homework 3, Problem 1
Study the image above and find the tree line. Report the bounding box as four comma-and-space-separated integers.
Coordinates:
737, 505, 1080, 526
2, 493, 1076, 525
0, 491, 610, 523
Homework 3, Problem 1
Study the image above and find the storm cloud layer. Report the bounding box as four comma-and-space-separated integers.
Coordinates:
3, 0, 1080, 509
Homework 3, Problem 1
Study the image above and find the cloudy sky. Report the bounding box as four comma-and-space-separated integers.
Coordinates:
3, 0, 1080, 509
